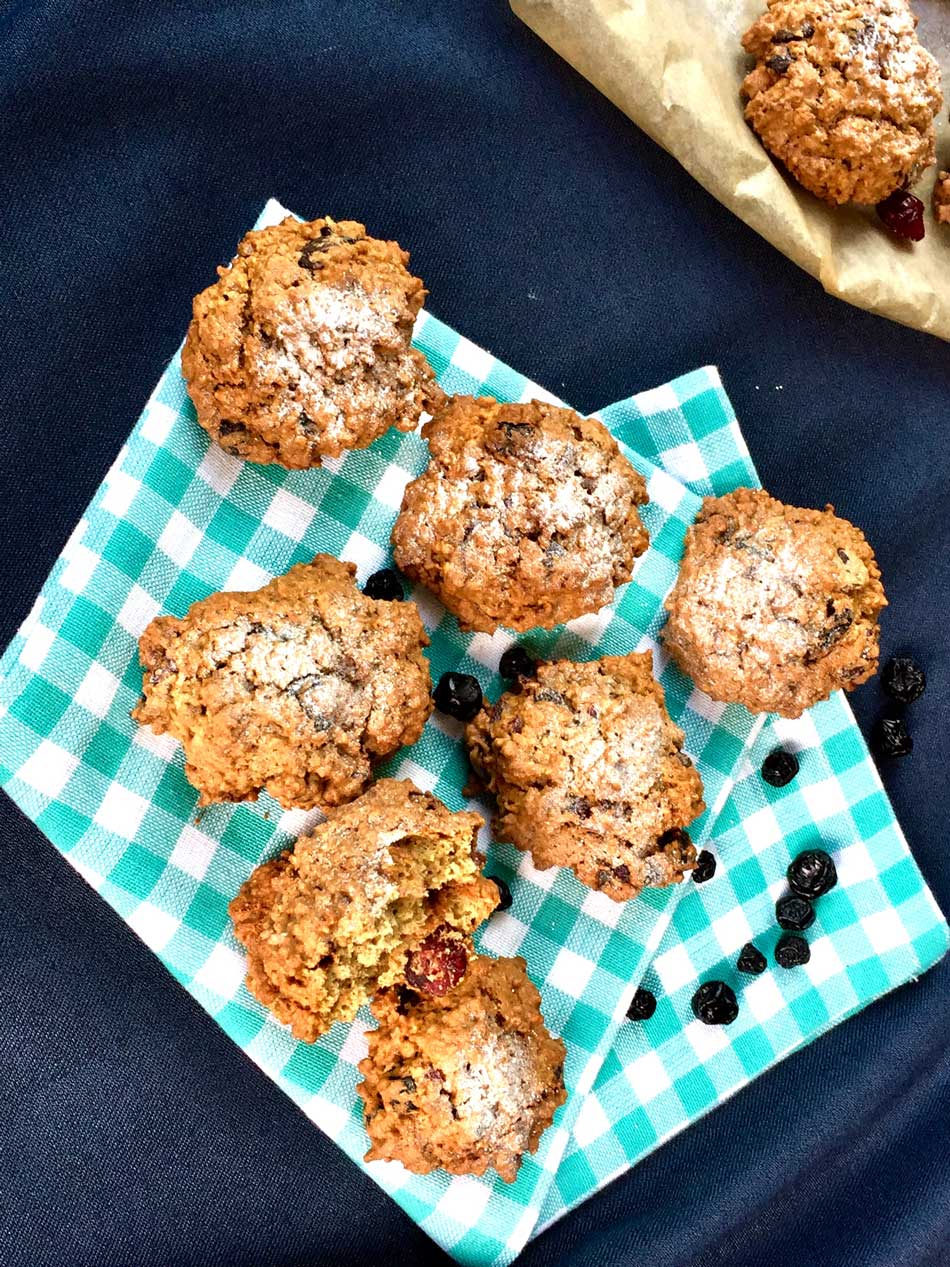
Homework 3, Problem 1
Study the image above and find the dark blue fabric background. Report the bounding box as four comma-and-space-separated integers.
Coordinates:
1, 3, 948, 1265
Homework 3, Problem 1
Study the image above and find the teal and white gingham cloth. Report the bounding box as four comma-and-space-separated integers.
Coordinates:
0, 202, 944, 1265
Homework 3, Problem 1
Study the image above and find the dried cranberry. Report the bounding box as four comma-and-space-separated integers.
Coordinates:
404, 927, 468, 996
873, 715, 913, 759
876, 190, 925, 242
692, 850, 716, 883
363, 568, 404, 602
776, 894, 815, 932
775, 934, 810, 968
499, 645, 537, 682
737, 943, 767, 975
691, 980, 739, 1025
626, 987, 657, 1021
881, 656, 926, 704
489, 875, 513, 911
433, 672, 482, 722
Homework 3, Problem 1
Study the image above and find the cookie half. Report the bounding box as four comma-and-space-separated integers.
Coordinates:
229, 780, 499, 1042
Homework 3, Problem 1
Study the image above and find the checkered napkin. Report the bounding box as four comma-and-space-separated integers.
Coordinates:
0, 201, 944, 1266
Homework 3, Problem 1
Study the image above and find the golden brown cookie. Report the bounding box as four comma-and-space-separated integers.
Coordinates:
358, 955, 565, 1181
132, 555, 432, 809
181, 216, 443, 467
934, 171, 950, 223
663, 488, 887, 717
466, 652, 705, 902
391, 395, 649, 633
741, 1, 942, 205
229, 780, 499, 1042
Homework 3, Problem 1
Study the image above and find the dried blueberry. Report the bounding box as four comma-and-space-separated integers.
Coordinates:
433, 672, 482, 722
489, 875, 513, 911
775, 934, 810, 969
787, 849, 837, 899
691, 980, 739, 1026
873, 715, 913, 759
881, 656, 926, 704
363, 568, 404, 602
761, 749, 799, 788
737, 943, 767, 975
776, 894, 815, 932
218, 420, 245, 436
626, 987, 657, 1022
766, 53, 791, 73
692, 850, 716, 883
404, 927, 468, 996
499, 645, 537, 682
876, 190, 925, 242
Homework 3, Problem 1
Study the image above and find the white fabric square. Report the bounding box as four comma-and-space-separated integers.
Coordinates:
18, 741, 78, 798
862, 908, 908, 955
436, 1174, 492, 1228
835, 840, 877, 887
132, 726, 179, 761
653, 942, 696, 993
660, 441, 708, 485
307, 1098, 351, 1141
685, 687, 726, 726
686, 1017, 731, 1061
117, 584, 161, 637
372, 464, 412, 510
224, 558, 271, 592
338, 1021, 370, 1068
742, 804, 783, 855
197, 445, 242, 496
572, 1094, 612, 1148
158, 510, 203, 568
566, 605, 613, 647
94, 783, 149, 839
805, 935, 845, 986
75, 662, 121, 719
477, 911, 529, 957
547, 947, 595, 998
540, 1126, 570, 1173
516, 850, 558, 891
19, 622, 54, 672
581, 887, 625, 928
127, 901, 179, 952
170, 824, 218, 882
263, 487, 316, 541
450, 339, 494, 382
140, 401, 177, 446
644, 467, 686, 515
195, 943, 246, 999
624, 1049, 672, 1102
743, 973, 786, 1023
60, 542, 99, 594
711, 906, 754, 955
102, 469, 140, 518
801, 776, 850, 824
634, 383, 680, 416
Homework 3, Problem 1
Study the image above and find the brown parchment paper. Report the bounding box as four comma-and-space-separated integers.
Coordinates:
511, 0, 950, 342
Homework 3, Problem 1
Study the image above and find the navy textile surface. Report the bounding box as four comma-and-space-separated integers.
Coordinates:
1, 2, 948, 1265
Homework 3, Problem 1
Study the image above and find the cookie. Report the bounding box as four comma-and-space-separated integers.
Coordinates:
229, 780, 499, 1042
741, 1, 942, 205
358, 955, 565, 1181
934, 170, 950, 223
466, 652, 705, 902
181, 216, 443, 467
663, 488, 887, 717
391, 395, 649, 633
132, 555, 432, 809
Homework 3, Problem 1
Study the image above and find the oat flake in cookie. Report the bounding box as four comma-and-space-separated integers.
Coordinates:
358, 955, 566, 1182
741, 0, 942, 206
663, 488, 886, 718
391, 395, 649, 633
181, 216, 443, 467
229, 780, 499, 1042
466, 652, 705, 902
132, 555, 432, 809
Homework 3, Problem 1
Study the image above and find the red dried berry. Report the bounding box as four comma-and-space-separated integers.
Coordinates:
876, 190, 925, 242
404, 926, 468, 996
